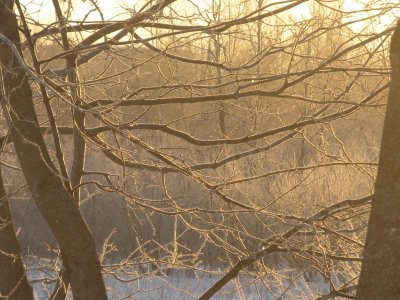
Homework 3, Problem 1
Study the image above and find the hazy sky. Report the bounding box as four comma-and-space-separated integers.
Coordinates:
19, 0, 362, 22
19, 0, 395, 33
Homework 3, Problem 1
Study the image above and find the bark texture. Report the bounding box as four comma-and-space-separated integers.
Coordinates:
0, 2, 107, 299
356, 21, 400, 299
0, 169, 34, 300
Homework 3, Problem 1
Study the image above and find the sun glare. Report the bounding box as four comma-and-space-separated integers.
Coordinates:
290, 2, 311, 20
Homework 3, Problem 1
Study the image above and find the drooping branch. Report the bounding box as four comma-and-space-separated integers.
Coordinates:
199, 195, 372, 300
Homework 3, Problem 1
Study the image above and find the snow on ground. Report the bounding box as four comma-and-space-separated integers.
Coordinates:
26, 259, 330, 299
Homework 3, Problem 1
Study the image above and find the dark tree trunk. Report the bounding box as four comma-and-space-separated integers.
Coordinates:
0, 168, 34, 300
356, 21, 400, 299
0, 2, 107, 299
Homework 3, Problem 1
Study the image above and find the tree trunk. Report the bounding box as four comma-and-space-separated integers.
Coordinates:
0, 168, 34, 300
356, 21, 400, 299
0, 2, 107, 299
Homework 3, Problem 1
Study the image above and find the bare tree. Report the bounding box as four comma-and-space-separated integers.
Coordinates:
0, 166, 33, 300
0, 1, 106, 299
356, 19, 400, 300
0, 0, 399, 299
